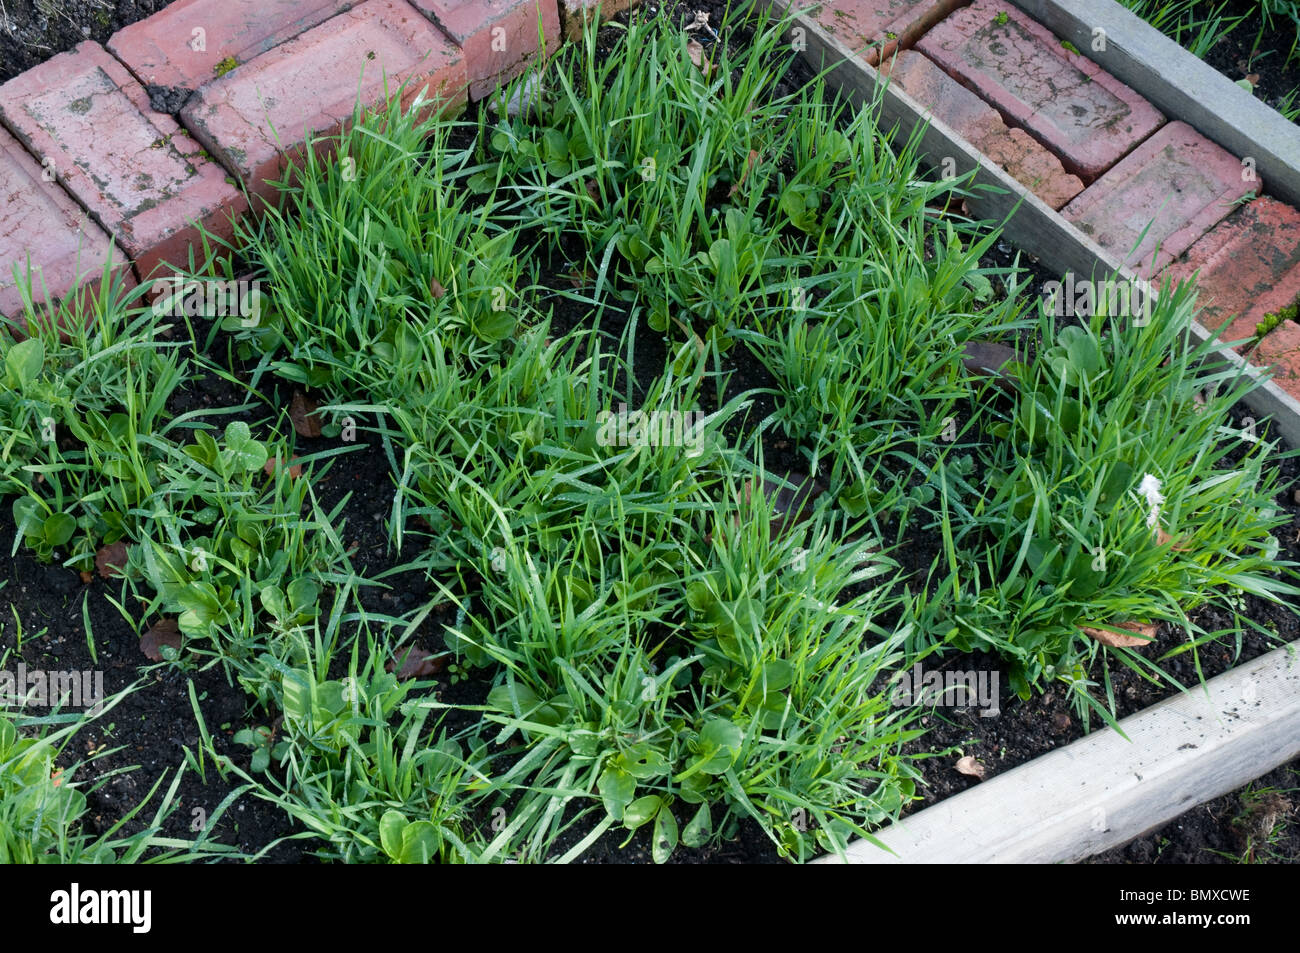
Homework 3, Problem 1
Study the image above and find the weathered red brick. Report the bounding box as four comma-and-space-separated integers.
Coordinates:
1251, 320, 1300, 392
1163, 197, 1300, 347
809, 0, 965, 66
107, 0, 361, 90
916, 0, 1165, 180
179, 0, 467, 207
0, 127, 131, 323
880, 50, 1082, 208
410, 0, 559, 101
0, 42, 246, 283
1062, 122, 1257, 278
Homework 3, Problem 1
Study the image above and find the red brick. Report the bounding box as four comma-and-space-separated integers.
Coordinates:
977, 127, 1084, 209
0, 42, 246, 283
179, 0, 467, 207
410, 0, 559, 101
1062, 122, 1257, 278
916, 0, 1164, 180
1251, 320, 1300, 392
808, 0, 965, 67
107, 0, 361, 90
559, 0, 631, 42
880, 50, 1082, 208
1163, 197, 1300, 347
0, 127, 131, 323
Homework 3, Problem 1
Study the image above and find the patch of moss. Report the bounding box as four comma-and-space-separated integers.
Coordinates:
994, 11, 1008, 26
1256, 299, 1298, 339
1061, 39, 1080, 55
214, 56, 238, 78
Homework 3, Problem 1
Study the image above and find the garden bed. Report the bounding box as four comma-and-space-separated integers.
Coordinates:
2, 0, 1298, 864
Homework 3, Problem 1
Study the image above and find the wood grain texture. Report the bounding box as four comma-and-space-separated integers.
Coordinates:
819, 645, 1300, 863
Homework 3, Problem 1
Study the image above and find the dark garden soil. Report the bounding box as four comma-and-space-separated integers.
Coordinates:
2, 0, 1298, 864
0, 1, 171, 82
1199, 0, 1300, 123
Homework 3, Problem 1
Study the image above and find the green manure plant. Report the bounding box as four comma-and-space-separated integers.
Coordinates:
219, 91, 524, 394
939, 277, 1297, 710
462, 459, 921, 863
1, 275, 187, 571
204, 584, 485, 863
0, 702, 238, 862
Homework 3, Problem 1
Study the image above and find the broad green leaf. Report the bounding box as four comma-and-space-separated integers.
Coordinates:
682, 802, 712, 847
623, 795, 662, 830
379, 810, 406, 859
399, 821, 442, 863
597, 765, 636, 821
5, 338, 44, 388
651, 803, 678, 863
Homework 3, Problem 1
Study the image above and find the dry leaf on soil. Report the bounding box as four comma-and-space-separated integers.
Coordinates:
955, 756, 987, 780
141, 619, 182, 661
95, 541, 130, 579
1081, 620, 1158, 648
289, 391, 323, 438
264, 455, 303, 479
1155, 527, 1191, 551
386, 648, 446, 680
687, 40, 710, 75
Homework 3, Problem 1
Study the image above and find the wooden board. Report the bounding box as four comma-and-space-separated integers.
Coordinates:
819, 644, 1300, 863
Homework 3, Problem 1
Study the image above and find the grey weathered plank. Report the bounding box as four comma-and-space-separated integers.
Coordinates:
1006, 0, 1300, 207
819, 645, 1300, 863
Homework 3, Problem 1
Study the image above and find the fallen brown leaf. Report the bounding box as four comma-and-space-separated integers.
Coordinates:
141, 618, 182, 661
687, 40, 710, 75
96, 540, 130, 579
386, 647, 446, 680
79, 570, 93, 584
1081, 620, 1158, 648
289, 390, 323, 438
264, 455, 303, 479
1155, 527, 1191, 551
955, 756, 986, 780
961, 341, 1020, 390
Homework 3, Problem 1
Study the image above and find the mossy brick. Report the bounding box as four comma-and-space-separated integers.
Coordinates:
107, 0, 361, 90
1062, 122, 1257, 278
880, 50, 1082, 208
410, 0, 559, 101
916, 0, 1165, 180
0, 126, 132, 324
178, 0, 467, 208
1163, 197, 1300, 348
0, 42, 246, 282
807, 0, 966, 67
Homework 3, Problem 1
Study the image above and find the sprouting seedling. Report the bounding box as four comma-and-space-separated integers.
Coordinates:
1138, 473, 1164, 530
